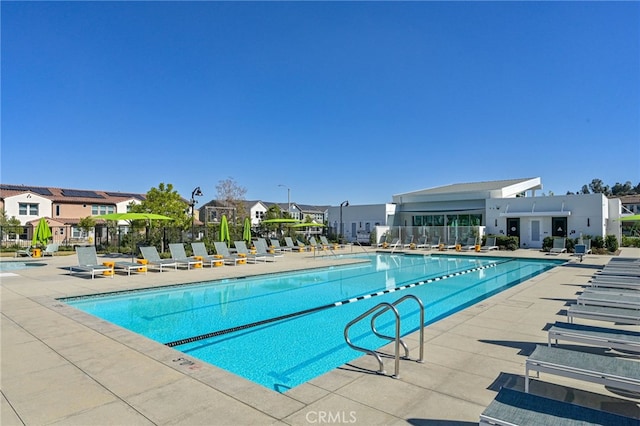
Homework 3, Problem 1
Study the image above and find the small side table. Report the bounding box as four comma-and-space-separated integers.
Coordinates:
102, 261, 115, 276
136, 259, 148, 272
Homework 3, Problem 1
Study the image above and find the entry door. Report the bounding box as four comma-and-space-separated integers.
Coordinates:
552, 217, 567, 237
507, 218, 520, 240
531, 220, 540, 243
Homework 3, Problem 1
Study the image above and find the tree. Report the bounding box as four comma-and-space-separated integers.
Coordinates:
216, 178, 247, 222
611, 181, 633, 196
0, 210, 22, 240
132, 183, 190, 229
78, 216, 96, 242
588, 179, 610, 195
580, 185, 590, 194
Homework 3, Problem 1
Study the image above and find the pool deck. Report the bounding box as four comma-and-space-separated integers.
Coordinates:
2, 246, 640, 425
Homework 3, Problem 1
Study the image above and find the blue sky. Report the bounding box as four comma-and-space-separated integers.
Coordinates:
2, 2, 639, 206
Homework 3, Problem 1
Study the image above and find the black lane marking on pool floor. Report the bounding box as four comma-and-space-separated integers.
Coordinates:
165, 260, 508, 347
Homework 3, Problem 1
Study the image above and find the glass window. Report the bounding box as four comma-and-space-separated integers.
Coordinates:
92, 205, 115, 215
18, 203, 38, 216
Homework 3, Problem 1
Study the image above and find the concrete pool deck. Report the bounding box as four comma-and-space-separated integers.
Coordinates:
2, 246, 639, 425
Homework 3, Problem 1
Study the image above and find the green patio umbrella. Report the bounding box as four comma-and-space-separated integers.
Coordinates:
242, 217, 252, 244
289, 222, 327, 228
616, 214, 640, 221
32, 217, 52, 248
220, 214, 231, 247
261, 218, 300, 224
92, 212, 173, 260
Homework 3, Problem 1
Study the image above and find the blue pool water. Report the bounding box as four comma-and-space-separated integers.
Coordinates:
0, 261, 46, 271
63, 253, 562, 392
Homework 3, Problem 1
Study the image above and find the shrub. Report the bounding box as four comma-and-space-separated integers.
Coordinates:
496, 235, 518, 250
605, 235, 619, 252
591, 236, 605, 250
542, 237, 553, 252
621, 236, 640, 248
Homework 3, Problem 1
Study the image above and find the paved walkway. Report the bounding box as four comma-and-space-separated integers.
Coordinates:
2, 247, 639, 425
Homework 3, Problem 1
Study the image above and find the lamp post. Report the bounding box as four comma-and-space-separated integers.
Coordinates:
339, 200, 349, 243
190, 186, 203, 241
278, 184, 290, 216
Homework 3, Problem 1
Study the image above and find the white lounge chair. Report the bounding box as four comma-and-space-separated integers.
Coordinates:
213, 242, 245, 265
284, 236, 306, 252
550, 237, 567, 254
270, 239, 292, 252
401, 235, 414, 249
461, 237, 477, 250
42, 243, 59, 257
480, 387, 638, 426
252, 239, 281, 261
69, 246, 113, 279
525, 344, 640, 394
14, 246, 33, 258
139, 246, 179, 272
481, 236, 499, 251
111, 260, 147, 276
233, 241, 266, 263
567, 304, 640, 325
576, 291, 640, 310
547, 321, 640, 354
415, 236, 428, 249
168, 243, 203, 269
429, 236, 441, 249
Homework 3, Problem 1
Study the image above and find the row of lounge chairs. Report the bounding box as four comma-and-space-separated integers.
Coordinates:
68, 236, 343, 279
377, 235, 499, 251
480, 256, 640, 424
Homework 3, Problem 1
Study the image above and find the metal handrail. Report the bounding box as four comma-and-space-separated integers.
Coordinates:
371, 294, 425, 363
344, 302, 401, 378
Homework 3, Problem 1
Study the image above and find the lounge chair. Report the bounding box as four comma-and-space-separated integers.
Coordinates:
429, 236, 441, 250
69, 246, 114, 279
376, 234, 389, 248
550, 237, 567, 254
481, 236, 499, 251
270, 238, 292, 252
113, 259, 148, 276
252, 239, 281, 261
190, 242, 226, 267
576, 291, 640, 310
213, 242, 245, 265
284, 236, 306, 252
525, 344, 640, 394
233, 241, 266, 263
461, 237, 477, 250
42, 243, 59, 257
415, 236, 428, 249
139, 246, 179, 272
321, 235, 343, 249
547, 321, 640, 353
480, 387, 638, 426
589, 277, 640, 291
308, 236, 325, 251
445, 238, 458, 250
168, 243, 203, 269
574, 244, 587, 262
14, 246, 33, 258
401, 235, 414, 249
567, 304, 640, 325
578, 238, 592, 254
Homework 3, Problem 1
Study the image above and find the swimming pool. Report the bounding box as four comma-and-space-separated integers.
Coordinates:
0, 260, 46, 271
63, 253, 562, 392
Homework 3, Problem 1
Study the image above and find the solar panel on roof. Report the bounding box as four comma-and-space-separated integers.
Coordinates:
105, 192, 144, 200
62, 189, 104, 198
0, 185, 53, 196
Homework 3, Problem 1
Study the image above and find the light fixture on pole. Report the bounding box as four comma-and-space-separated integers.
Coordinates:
190, 186, 203, 241
278, 184, 290, 216
339, 200, 349, 243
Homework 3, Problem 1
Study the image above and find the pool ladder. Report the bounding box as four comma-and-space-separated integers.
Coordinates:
344, 294, 424, 379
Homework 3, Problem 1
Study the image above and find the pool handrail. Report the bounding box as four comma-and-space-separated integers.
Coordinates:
371, 294, 425, 363
344, 302, 401, 378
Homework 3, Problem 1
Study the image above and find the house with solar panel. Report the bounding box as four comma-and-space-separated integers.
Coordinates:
0, 184, 147, 246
